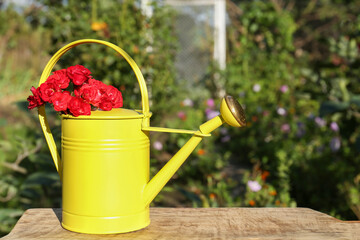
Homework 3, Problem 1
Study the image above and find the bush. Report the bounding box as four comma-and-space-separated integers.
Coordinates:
224, 0, 360, 219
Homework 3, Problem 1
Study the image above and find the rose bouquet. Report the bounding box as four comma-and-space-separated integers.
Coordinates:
27, 65, 123, 116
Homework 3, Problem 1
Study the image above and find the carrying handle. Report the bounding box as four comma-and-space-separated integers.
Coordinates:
38, 39, 150, 178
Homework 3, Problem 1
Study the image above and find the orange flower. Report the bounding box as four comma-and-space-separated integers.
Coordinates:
275, 200, 281, 206
269, 190, 277, 196
91, 22, 108, 31
197, 149, 205, 155
209, 193, 216, 200
249, 200, 255, 206
132, 45, 139, 54
261, 171, 270, 181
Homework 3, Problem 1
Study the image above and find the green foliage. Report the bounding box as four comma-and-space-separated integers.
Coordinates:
0, 115, 62, 236
224, 0, 360, 219
0, 6, 50, 98
27, 0, 178, 119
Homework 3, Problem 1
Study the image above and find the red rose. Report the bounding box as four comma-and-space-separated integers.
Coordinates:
112, 90, 123, 108
74, 85, 80, 97
51, 91, 72, 112
27, 86, 44, 109
78, 84, 102, 107
68, 97, 91, 117
88, 78, 107, 92
67, 65, 91, 85
99, 97, 113, 111
47, 69, 70, 89
103, 85, 123, 108
27, 65, 125, 117
39, 82, 60, 103
73, 79, 105, 97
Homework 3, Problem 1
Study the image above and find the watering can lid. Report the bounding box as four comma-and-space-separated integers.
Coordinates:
62, 108, 145, 120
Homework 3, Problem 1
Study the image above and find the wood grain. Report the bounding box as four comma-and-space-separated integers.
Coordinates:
2, 208, 360, 239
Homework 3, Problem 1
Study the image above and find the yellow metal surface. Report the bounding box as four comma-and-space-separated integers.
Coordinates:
61, 113, 150, 234
199, 116, 225, 134
220, 98, 242, 127
63, 108, 144, 119
38, 39, 245, 234
142, 126, 211, 137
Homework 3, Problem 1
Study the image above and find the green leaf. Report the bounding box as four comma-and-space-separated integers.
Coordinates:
0, 209, 23, 222
178, 187, 201, 203
23, 172, 60, 186
319, 101, 349, 117
350, 95, 360, 107
0, 208, 23, 233
20, 188, 41, 200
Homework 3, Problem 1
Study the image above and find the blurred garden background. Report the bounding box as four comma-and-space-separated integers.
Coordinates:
1, 0, 360, 236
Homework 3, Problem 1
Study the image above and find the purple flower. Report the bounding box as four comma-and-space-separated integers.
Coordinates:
315, 117, 326, 127
182, 98, 194, 107
206, 109, 220, 120
330, 122, 339, 132
277, 107, 286, 116
220, 127, 228, 135
280, 123, 291, 133
177, 111, 186, 120
247, 180, 262, 192
253, 84, 261, 92
279, 85, 289, 93
221, 135, 231, 142
296, 122, 306, 137
220, 126, 231, 142
153, 141, 163, 151
206, 99, 215, 108
330, 137, 341, 152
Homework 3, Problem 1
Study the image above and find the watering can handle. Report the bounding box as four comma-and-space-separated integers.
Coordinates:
38, 39, 150, 176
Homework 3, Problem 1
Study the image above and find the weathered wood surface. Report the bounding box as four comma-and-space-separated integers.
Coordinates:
2, 208, 360, 239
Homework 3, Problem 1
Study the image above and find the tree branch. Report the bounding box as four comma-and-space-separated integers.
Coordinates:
2, 140, 42, 174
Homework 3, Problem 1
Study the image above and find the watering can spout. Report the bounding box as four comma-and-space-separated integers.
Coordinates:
143, 96, 246, 206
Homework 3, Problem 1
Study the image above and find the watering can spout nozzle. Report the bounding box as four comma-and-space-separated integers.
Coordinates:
220, 95, 247, 127
199, 95, 246, 134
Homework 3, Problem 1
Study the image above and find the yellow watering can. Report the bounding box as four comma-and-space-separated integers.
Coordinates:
38, 39, 246, 234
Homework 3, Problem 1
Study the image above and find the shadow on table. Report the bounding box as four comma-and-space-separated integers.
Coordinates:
52, 208, 62, 223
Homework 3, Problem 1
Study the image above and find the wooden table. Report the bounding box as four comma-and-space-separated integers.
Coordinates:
2, 208, 360, 239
